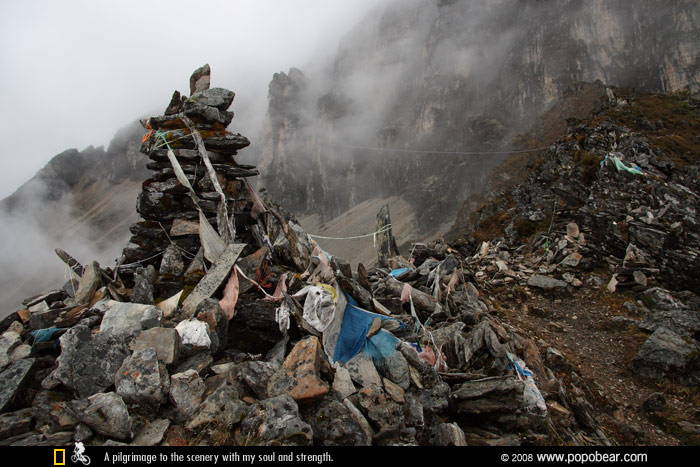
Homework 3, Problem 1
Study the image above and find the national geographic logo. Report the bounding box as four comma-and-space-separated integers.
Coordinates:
54, 444, 91, 465
54, 449, 65, 465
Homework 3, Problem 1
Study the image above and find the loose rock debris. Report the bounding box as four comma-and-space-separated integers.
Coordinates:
1, 70, 699, 447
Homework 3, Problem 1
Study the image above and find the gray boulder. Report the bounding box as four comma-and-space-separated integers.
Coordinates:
629, 327, 700, 384
130, 328, 181, 367
95, 301, 162, 340
308, 396, 371, 446
186, 384, 246, 432
132, 418, 170, 446
527, 274, 568, 290
0, 408, 34, 439
74, 261, 102, 305
353, 384, 404, 433
195, 299, 228, 355
53, 325, 131, 398
115, 348, 170, 411
639, 308, 700, 339
345, 353, 382, 388
75, 392, 132, 441
235, 361, 278, 400
237, 395, 313, 446
432, 422, 467, 446
131, 266, 155, 305
0, 331, 22, 369
169, 370, 205, 422
0, 359, 38, 413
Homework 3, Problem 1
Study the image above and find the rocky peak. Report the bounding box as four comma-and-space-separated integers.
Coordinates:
256, 0, 700, 249
2, 67, 699, 447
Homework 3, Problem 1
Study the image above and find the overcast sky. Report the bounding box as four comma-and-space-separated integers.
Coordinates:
0, 0, 385, 198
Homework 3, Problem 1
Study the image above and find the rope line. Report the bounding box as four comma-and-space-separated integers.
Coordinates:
335, 144, 550, 156
309, 224, 393, 241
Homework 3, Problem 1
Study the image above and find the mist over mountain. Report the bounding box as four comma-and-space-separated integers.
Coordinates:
255, 0, 700, 246
2, 0, 699, 315
2, 0, 700, 449
0, 122, 147, 317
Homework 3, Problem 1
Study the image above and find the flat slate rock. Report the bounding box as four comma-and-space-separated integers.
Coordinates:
132, 418, 170, 446
130, 328, 181, 366
75, 392, 132, 441
53, 324, 131, 399
527, 274, 568, 290
182, 244, 246, 315
0, 359, 37, 413
95, 301, 162, 340
267, 336, 329, 402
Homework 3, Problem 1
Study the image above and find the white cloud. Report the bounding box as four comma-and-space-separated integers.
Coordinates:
0, 0, 385, 198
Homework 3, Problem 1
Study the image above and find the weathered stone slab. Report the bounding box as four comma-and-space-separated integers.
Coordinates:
182, 244, 246, 316
345, 353, 382, 388
130, 328, 181, 366
53, 324, 131, 399
115, 348, 170, 410
132, 418, 170, 446
189, 64, 211, 95
629, 327, 700, 383
433, 423, 467, 446
309, 396, 371, 446
236, 361, 278, 400
169, 370, 205, 422
237, 395, 313, 446
268, 336, 329, 402
332, 366, 356, 399
186, 384, 246, 432
22, 290, 65, 308
355, 384, 403, 433
0, 359, 37, 413
451, 376, 522, 400
174, 352, 213, 375
28, 308, 63, 330
75, 392, 132, 441
0, 408, 34, 439
74, 261, 102, 305
96, 301, 162, 340
0, 332, 22, 369
170, 218, 200, 237
159, 245, 185, 277
132, 266, 155, 305
196, 299, 228, 355
527, 274, 568, 290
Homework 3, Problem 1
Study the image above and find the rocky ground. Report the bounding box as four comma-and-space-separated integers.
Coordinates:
0, 82, 698, 447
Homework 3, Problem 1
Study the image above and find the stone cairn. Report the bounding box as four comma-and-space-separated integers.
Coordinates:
120, 64, 260, 302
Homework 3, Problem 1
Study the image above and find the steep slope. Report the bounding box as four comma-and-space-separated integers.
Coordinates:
256, 0, 700, 263
442, 88, 700, 444
0, 122, 148, 317
2, 67, 699, 447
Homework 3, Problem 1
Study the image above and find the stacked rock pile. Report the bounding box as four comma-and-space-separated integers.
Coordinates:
120, 65, 261, 302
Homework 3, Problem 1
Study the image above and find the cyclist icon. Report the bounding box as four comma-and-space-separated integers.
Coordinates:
71, 442, 91, 465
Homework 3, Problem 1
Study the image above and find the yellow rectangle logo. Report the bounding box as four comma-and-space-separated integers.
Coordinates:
54, 449, 66, 465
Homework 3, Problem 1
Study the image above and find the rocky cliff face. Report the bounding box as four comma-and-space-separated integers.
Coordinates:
3, 82, 699, 447
257, 0, 700, 237
0, 122, 148, 318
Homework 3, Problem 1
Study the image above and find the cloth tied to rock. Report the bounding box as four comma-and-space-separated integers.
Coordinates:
601, 153, 645, 176
333, 291, 404, 364
362, 330, 401, 371
294, 285, 337, 333
507, 352, 547, 414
